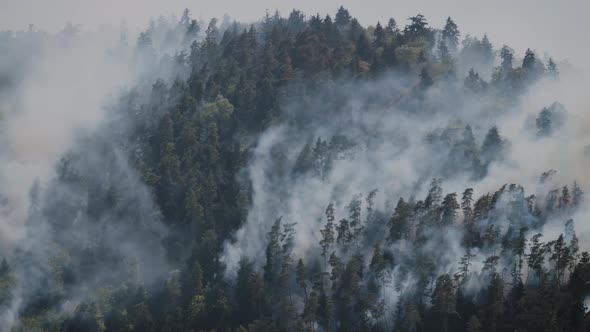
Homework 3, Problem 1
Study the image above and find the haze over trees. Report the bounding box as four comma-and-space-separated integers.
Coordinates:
0, 6, 588, 332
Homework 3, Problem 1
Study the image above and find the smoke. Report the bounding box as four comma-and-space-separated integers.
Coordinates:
221, 35, 590, 318
0, 25, 132, 251
1, 4, 589, 329
0, 13, 203, 329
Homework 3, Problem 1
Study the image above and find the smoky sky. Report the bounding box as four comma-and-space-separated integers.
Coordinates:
1, 0, 588, 68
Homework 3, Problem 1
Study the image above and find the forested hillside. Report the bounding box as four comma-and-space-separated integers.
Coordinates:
0, 6, 589, 332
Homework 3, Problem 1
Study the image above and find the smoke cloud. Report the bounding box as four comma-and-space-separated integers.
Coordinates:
0, 13, 204, 329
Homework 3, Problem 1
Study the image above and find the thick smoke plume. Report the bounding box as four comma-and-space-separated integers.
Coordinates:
223, 68, 590, 267
0, 13, 205, 329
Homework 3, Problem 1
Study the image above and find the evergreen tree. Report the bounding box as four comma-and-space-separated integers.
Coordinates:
482, 272, 504, 332
461, 188, 474, 224
572, 181, 584, 207
369, 244, 387, 284
526, 234, 547, 282
385, 18, 399, 35
545, 188, 559, 214
296, 258, 308, 300
441, 193, 459, 226
536, 107, 552, 137
335, 6, 352, 26
481, 126, 504, 167
336, 218, 352, 250
320, 203, 336, 268
547, 57, 558, 78
404, 14, 429, 40
7, 8, 590, 332
456, 249, 476, 283
441, 17, 460, 50
499, 45, 514, 72
426, 178, 443, 207
355, 32, 373, 62
480, 34, 494, 64
265, 218, 283, 284
559, 185, 571, 210
235, 259, 258, 325
437, 40, 452, 64
389, 197, 412, 241
465, 68, 485, 92
431, 274, 456, 332
373, 22, 386, 48
522, 48, 536, 71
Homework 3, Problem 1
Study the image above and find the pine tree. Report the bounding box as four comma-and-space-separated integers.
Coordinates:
473, 193, 491, 221
465, 69, 485, 92
287, 10, 306, 32
483, 272, 504, 332
425, 178, 443, 207
348, 195, 363, 240
265, 218, 283, 283
355, 32, 373, 62
187, 261, 204, 313
526, 234, 546, 282
572, 181, 583, 207
481, 126, 504, 167
296, 258, 308, 300
513, 227, 527, 272
202, 18, 219, 62
431, 274, 456, 332
456, 249, 476, 283
559, 185, 571, 210
441, 17, 460, 50
547, 57, 558, 78
499, 45, 514, 72
549, 234, 571, 285
336, 218, 352, 250
369, 244, 387, 283
389, 197, 412, 241
441, 193, 460, 226
302, 291, 319, 332
545, 188, 559, 214
235, 259, 258, 325
365, 189, 378, 226
320, 203, 336, 268
404, 14, 429, 40
385, 18, 399, 35
335, 6, 352, 26
522, 48, 536, 71
437, 40, 452, 64
480, 34, 494, 64
373, 22, 386, 48
461, 188, 474, 224
277, 46, 293, 83
536, 107, 552, 137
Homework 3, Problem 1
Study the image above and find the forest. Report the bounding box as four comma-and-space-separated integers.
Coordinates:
0, 5, 589, 332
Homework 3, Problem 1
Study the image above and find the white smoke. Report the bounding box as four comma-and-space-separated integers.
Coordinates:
0, 13, 202, 329
221, 48, 590, 318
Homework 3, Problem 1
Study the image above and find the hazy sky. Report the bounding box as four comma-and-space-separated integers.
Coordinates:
0, 0, 588, 66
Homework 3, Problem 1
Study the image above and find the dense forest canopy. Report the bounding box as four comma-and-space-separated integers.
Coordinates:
0, 6, 590, 332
